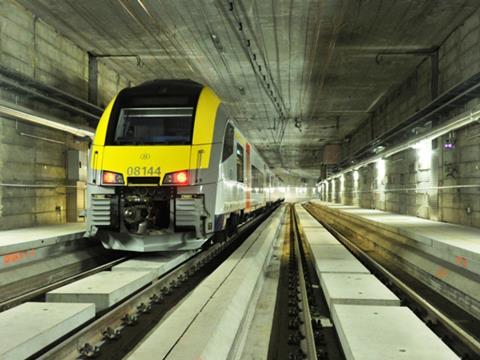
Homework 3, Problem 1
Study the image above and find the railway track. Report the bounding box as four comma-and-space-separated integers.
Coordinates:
0, 254, 127, 312
33, 204, 280, 359
0, 237, 127, 312
3, 202, 476, 359
268, 204, 344, 360
268, 203, 479, 360
303, 203, 480, 360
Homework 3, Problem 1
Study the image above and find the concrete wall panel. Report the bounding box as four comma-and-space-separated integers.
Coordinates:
0, 0, 132, 230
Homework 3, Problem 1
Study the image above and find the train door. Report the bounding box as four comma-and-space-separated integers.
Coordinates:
245, 143, 251, 212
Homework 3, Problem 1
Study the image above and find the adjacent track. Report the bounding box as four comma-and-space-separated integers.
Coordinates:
304, 203, 480, 360
269, 202, 479, 359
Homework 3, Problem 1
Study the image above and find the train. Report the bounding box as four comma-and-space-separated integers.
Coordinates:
86, 79, 283, 252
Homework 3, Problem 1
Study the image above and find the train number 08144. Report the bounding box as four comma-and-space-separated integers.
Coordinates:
126, 166, 161, 176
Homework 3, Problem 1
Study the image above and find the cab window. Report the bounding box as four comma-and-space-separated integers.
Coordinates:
236, 143, 244, 183
222, 123, 234, 162
113, 107, 194, 145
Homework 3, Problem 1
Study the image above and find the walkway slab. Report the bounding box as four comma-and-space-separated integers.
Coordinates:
311, 245, 370, 274
310, 201, 480, 276
46, 271, 153, 312
295, 205, 326, 228
299, 218, 324, 228
320, 273, 400, 309
0, 223, 87, 271
0, 302, 95, 360
112, 251, 195, 278
240, 230, 283, 360
0, 223, 86, 255
296, 213, 319, 222
332, 304, 459, 360
303, 228, 340, 246
308, 201, 480, 320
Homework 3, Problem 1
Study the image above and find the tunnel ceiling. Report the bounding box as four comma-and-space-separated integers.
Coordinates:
18, 0, 480, 183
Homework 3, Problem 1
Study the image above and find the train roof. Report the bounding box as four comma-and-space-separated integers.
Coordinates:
122, 79, 203, 97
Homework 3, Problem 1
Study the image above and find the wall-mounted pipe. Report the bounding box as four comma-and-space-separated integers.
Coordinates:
0, 100, 94, 138
323, 105, 480, 183
343, 71, 480, 168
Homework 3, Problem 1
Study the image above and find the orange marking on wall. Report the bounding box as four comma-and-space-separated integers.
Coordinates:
455, 256, 468, 268
435, 267, 448, 279
2, 249, 36, 265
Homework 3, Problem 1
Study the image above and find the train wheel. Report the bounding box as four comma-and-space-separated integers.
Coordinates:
215, 230, 227, 243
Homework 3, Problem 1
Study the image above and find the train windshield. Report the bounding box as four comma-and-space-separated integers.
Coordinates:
113, 107, 194, 145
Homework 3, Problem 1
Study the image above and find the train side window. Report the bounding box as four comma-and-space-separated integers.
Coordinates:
252, 166, 264, 192
222, 123, 234, 162
236, 143, 244, 183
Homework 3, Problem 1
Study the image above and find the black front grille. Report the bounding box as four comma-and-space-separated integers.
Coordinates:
127, 177, 160, 185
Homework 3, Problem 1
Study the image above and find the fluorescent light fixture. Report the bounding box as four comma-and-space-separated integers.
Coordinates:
376, 158, 386, 184
136, 0, 152, 16
412, 139, 432, 168
353, 170, 359, 181
0, 102, 95, 138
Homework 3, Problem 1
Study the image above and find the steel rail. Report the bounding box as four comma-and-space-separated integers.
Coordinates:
290, 205, 318, 360
294, 208, 345, 360
305, 204, 480, 358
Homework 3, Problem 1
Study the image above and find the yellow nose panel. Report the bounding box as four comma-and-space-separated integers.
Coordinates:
192, 87, 220, 145
90, 84, 221, 185
101, 145, 191, 183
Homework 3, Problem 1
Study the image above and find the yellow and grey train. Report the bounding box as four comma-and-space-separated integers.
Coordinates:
86, 79, 283, 251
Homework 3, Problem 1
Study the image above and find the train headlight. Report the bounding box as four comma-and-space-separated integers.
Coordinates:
101, 171, 124, 185
163, 170, 189, 185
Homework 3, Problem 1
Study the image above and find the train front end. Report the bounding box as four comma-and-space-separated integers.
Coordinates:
86, 80, 222, 252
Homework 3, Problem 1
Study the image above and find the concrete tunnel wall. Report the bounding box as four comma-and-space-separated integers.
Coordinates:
322, 124, 480, 228
321, 8, 480, 229
0, 0, 129, 230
